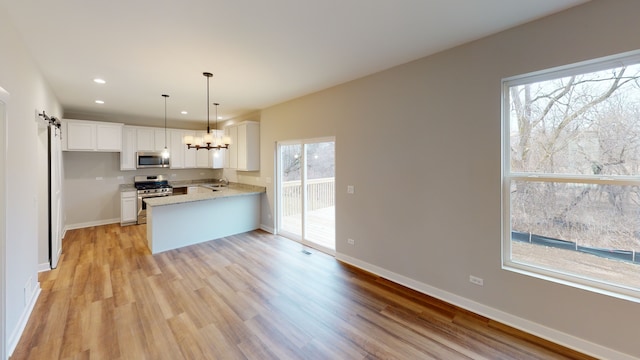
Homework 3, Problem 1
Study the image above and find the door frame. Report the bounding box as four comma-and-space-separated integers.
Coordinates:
0, 86, 9, 360
276, 136, 335, 255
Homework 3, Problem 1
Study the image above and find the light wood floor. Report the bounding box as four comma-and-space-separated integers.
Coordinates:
12, 224, 594, 359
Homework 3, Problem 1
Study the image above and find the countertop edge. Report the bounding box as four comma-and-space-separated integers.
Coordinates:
144, 187, 265, 207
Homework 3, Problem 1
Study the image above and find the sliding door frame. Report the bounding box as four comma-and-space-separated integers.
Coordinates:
276, 136, 335, 255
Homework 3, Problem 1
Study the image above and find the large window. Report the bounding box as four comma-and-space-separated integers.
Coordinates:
502, 51, 640, 301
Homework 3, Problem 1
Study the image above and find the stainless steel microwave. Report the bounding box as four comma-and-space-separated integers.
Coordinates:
136, 151, 170, 168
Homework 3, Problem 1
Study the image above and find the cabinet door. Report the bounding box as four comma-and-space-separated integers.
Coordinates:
120, 126, 136, 170
96, 123, 122, 151
184, 131, 197, 168
121, 193, 137, 225
136, 128, 155, 151
155, 129, 168, 152
212, 130, 226, 169
66, 121, 95, 150
236, 122, 259, 171
196, 130, 210, 168
226, 125, 238, 169
245, 122, 260, 171
169, 130, 185, 169
237, 124, 248, 170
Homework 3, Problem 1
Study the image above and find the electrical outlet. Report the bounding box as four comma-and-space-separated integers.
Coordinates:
469, 275, 484, 286
347, 238, 355, 245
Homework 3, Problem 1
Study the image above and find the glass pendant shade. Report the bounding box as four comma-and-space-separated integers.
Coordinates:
203, 132, 214, 145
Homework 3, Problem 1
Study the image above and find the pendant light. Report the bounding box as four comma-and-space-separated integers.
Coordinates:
184, 72, 230, 150
161, 94, 170, 159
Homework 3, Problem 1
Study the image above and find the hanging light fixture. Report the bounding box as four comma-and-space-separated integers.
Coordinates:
161, 94, 170, 159
184, 72, 231, 150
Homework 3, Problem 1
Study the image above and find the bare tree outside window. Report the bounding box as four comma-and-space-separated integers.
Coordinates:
505, 58, 640, 295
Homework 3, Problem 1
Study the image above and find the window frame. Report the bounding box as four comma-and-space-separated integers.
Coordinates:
501, 49, 640, 303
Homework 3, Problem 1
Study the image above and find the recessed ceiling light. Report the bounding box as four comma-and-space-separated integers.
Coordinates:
93, 78, 106, 84
95, 100, 104, 104
181, 111, 188, 115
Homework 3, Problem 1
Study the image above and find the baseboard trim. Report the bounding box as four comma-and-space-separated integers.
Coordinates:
37, 263, 50, 272
335, 253, 635, 360
7, 283, 41, 358
64, 218, 119, 232
259, 224, 275, 234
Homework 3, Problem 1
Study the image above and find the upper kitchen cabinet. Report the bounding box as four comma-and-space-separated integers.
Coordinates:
136, 127, 166, 152
225, 121, 259, 171
169, 129, 186, 169
62, 119, 123, 152
120, 126, 137, 170
195, 130, 226, 169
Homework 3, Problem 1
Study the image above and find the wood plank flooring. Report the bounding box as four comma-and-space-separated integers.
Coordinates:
11, 224, 595, 359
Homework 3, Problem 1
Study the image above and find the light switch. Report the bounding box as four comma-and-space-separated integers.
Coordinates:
347, 185, 355, 194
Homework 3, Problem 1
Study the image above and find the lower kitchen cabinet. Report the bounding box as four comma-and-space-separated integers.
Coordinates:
121, 190, 137, 225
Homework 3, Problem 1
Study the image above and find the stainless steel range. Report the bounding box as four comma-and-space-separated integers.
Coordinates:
134, 175, 173, 224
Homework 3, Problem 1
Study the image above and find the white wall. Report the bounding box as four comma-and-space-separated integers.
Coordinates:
0, 5, 62, 356
258, 1, 640, 358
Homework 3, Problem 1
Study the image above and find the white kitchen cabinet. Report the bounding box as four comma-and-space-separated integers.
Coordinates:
225, 121, 259, 171
225, 125, 238, 169
212, 130, 226, 169
63, 119, 123, 152
169, 130, 185, 169
137, 127, 167, 152
120, 126, 137, 170
120, 190, 137, 225
211, 151, 225, 169
193, 130, 226, 169
183, 130, 197, 168
96, 123, 123, 151
196, 131, 210, 168
155, 129, 168, 151
136, 128, 155, 151
65, 121, 94, 150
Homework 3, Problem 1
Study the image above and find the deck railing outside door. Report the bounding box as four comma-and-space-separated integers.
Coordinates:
282, 177, 335, 216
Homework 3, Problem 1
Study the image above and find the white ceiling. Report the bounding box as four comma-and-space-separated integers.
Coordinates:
1, 0, 587, 126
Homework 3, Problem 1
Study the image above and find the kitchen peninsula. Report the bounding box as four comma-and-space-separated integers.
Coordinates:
144, 183, 265, 254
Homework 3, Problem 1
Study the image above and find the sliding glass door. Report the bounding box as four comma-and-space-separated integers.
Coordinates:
278, 138, 335, 253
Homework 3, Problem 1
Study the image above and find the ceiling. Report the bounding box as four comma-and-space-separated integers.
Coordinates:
1, 0, 588, 127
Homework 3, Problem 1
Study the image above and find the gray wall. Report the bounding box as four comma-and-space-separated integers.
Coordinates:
63, 151, 221, 227
257, 1, 640, 358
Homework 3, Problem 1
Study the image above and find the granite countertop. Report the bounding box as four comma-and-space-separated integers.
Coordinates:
119, 178, 223, 192
169, 178, 220, 187
119, 184, 137, 192
143, 183, 266, 207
